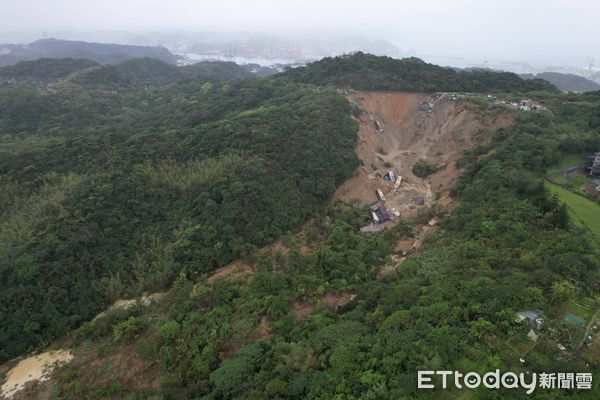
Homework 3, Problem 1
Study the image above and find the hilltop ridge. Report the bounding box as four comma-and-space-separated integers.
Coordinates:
0, 38, 177, 66
282, 52, 558, 93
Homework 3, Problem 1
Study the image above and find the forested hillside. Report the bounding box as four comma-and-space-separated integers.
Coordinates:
36, 92, 600, 399
1, 55, 599, 399
0, 38, 177, 66
521, 72, 600, 93
0, 68, 359, 362
283, 52, 558, 93
0, 58, 99, 84
68, 58, 259, 89
0, 57, 258, 90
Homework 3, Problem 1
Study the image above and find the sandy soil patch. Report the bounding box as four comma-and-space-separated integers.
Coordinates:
93, 292, 165, 321
1, 350, 72, 399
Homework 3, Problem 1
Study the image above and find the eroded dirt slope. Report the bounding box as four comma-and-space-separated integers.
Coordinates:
334, 92, 512, 218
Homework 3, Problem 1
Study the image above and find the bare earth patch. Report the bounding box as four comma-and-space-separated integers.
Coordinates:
1, 350, 73, 399
292, 291, 356, 323
291, 301, 317, 324
248, 316, 273, 342
92, 292, 165, 321
334, 92, 512, 219
207, 260, 254, 285
322, 291, 356, 309
395, 225, 438, 255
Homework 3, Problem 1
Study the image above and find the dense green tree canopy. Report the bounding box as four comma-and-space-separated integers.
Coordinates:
282, 52, 558, 93
0, 65, 358, 362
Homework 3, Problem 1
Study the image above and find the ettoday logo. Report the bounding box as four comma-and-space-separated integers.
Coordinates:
418, 370, 593, 394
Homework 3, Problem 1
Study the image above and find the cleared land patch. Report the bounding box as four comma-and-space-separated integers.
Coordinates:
546, 182, 600, 242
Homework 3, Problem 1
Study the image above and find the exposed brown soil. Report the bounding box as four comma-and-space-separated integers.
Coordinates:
0, 350, 72, 400
248, 316, 273, 342
207, 260, 254, 285
92, 292, 165, 321
322, 291, 356, 309
378, 225, 439, 278
334, 92, 512, 219
69, 344, 159, 392
378, 254, 408, 277
395, 225, 438, 255
4, 344, 159, 400
291, 301, 317, 324
291, 291, 356, 323
583, 184, 600, 202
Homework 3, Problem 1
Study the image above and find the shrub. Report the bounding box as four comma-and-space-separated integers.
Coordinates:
113, 317, 146, 342
158, 320, 181, 342
412, 159, 440, 178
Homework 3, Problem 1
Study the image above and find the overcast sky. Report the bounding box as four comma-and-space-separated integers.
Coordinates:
1, 0, 598, 67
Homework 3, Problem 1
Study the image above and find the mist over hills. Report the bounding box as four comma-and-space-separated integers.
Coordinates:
0, 38, 177, 66
590, 70, 600, 84
0, 57, 277, 90
0, 58, 99, 83
520, 71, 600, 93
0, 50, 556, 94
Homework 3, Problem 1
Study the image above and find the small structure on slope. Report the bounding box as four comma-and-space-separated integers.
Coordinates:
383, 170, 397, 182
527, 329, 539, 342
515, 309, 544, 329
418, 101, 433, 113
587, 152, 600, 177
360, 223, 386, 233
519, 99, 543, 111
375, 208, 390, 223
369, 200, 385, 212
411, 196, 425, 206
370, 211, 380, 223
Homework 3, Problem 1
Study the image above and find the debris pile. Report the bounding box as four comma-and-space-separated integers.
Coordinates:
362, 170, 403, 232
418, 101, 433, 113
411, 196, 425, 206
374, 119, 384, 134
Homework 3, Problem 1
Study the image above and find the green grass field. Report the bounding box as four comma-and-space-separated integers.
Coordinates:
506, 333, 536, 355
546, 182, 600, 244
547, 154, 587, 174
581, 297, 596, 309
547, 154, 585, 174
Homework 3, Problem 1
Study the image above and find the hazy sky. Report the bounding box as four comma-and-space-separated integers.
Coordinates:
1, 0, 599, 67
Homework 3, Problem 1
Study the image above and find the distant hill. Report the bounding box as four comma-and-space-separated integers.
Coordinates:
68, 58, 181, 89
520, 72, 600, 93
0, 58, 99, 84
282, 52, 557, 93
0, 57, 264, 89
589, 70, 600, 84
68, 58, 257, 89
0, 38, 177, 66
180, 61, 261, 82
